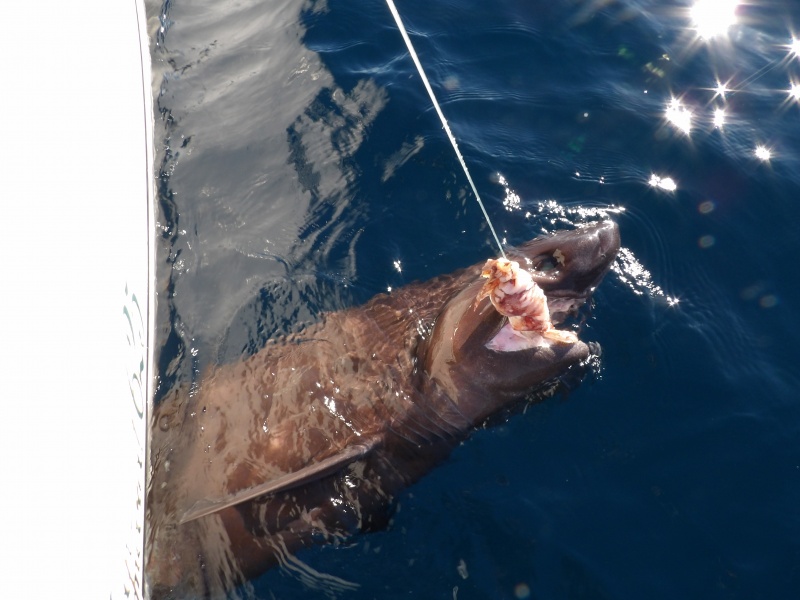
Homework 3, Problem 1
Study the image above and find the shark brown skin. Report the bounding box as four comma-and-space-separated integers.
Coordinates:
146, 220, 620, 599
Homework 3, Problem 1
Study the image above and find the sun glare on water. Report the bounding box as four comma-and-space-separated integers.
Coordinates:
649, 174, 677, 192
789, 37, 800, 58
666, 98, 692, 134
754, 145, 772, 161
690, 0, 740, 39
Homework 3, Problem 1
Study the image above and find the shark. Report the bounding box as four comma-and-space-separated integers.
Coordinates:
146, 220, 620, 598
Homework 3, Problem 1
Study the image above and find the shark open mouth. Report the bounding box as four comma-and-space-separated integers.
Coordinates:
484, 296, 590, 352
479, 220, 620, 352
486, 323, 552, 351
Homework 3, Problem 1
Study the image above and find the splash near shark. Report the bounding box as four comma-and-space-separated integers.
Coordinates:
146, 220, 620, 598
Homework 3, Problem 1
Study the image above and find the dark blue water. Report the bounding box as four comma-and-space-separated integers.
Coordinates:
149, 0, 800, 597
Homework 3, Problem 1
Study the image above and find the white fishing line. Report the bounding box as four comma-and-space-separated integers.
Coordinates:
385, 0, 506, 258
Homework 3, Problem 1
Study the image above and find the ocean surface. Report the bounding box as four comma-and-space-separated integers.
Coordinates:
146, 0, 800, 597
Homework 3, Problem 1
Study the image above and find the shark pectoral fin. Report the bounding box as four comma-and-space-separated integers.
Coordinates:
179, 437, 381, 524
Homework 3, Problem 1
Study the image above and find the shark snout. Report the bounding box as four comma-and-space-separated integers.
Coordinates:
594, 220, 621, 263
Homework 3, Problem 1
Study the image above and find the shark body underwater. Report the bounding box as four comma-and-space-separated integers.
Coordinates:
146, 220, 621, 598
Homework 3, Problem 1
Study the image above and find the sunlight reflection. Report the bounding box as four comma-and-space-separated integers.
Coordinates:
754, 145, 772, 161
713, 80, 730, 99
789, 82, 800, 102
690, 0, 739, 39
789, 37, 800, 59
496, 174, 625, 230
713, 108, 726, 128
666, 98, 692, 134
612, 247, 679, 306
649, 174, 677, 192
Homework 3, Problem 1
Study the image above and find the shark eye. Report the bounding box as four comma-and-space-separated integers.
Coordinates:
530, 254, 559, 272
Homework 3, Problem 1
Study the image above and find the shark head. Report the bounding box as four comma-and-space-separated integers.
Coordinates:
420, 220, 620, 425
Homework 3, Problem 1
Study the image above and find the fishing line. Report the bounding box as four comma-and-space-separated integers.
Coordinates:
385, 0, 506, 259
